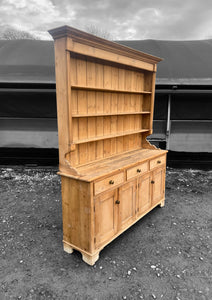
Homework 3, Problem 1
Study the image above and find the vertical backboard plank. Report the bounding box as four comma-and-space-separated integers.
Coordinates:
95, 63, 104, 160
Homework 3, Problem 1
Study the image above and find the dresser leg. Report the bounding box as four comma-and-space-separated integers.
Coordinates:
63, 242, 74, 254
160, 200, 165, 207
82, 252, 99, 266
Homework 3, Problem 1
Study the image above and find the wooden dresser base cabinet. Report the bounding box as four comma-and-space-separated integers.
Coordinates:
49, 26, 168, 265
60, 155, 167, 265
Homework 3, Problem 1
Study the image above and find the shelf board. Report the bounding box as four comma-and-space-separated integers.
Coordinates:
73, 129, 149, 145
72, 111, 151, 117
71, 85, 152, 95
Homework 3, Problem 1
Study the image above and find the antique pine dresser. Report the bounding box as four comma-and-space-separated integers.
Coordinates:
49, 25, 168, 265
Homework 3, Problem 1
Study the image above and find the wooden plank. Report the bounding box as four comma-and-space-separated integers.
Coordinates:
136, 73, 145, 149
78, 143, 88, 165
71, 85, 152, 94
86, 62, 96, 162
75, 149, 167, 181
117, 68, 125, 153
72, 118, 79, 144
103, 116, 111, 136
144, 71, 152, 92
111, 66, 119, 154
87, 91, 96, 114
67, 39, 155, 72
61, 176, 93, 252
78, 117, 88, 140
68, 55, 77, 168
73, 129, 149, 144
124, 69, 131, 150
88, 141, 96, 162
70, 55, 77, 85
111, 67, 119, 113
87, 117, 96, 162
86, 60, 96, 86
103, 65, 112, 114
71, 89, 78, 115
142, 94, 151, 112
95, 62, 104, 89
87, 117, 96, 138
103, 65, 112, 157
53, 38, 70, 170
72, 112, 150, 117
96, 140, 104, 160
129, 115, 136, 149
76, 57, 87, 86
103, 139, 111, 158
95, 63, 104, 160
149, 72, 156, 134
78, 108, 88, 164
77, 91, 87, 115
111, 116, 117, 155
96, 116, 104, 159
87, 61, 96, 120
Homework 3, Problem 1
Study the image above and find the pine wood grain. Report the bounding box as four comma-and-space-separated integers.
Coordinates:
50, 25, 166, 265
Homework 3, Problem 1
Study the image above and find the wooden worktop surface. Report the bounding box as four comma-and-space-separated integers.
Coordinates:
58, 148, 168, 182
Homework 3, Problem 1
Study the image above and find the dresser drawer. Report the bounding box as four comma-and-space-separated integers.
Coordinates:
94, 172, 124, 195
127, 162, 148, 180
150, 155, 166, 170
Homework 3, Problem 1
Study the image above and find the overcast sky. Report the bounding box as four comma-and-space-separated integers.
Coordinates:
1, 0, 212, 40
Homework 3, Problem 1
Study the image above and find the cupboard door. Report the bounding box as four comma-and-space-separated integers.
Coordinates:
94, 190, 118, 247
152, 167, 165, 205
137, 173, 151, 216
118, 180, 136, 230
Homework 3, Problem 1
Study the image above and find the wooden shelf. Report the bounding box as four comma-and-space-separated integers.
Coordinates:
71, 85, 152, 95
73, 129, 149, 145
72, 111, 151, 117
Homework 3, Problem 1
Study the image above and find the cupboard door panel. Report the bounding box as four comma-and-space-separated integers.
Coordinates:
94, 190, 118, 247
118, 181, 136, 230
152, 167, 165, 205
137, 173, 151, 215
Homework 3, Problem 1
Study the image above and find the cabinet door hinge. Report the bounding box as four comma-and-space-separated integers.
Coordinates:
94, 206, 95, 212
94, 237, 96, 243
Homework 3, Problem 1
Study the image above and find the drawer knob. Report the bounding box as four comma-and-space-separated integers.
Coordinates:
137, 169, 141, 173
157, 160, 161, 164
151, 180, 155, 184
109, 180, 114, 185
115, 200, 120, 204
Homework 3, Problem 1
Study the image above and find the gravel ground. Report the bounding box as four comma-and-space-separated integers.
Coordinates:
0, 166, 212, 300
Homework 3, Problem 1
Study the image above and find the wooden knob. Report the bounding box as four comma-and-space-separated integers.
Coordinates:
151, 180, 155, 184
109, 180, 114, 185
137, 169, 141, 173
115, 200, 120, 204
157, 160, 161, 164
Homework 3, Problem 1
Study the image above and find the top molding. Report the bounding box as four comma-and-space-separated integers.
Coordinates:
48, 25, 162, 65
